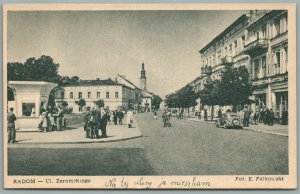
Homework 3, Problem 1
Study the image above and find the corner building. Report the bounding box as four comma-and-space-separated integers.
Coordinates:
191, 10, 288, 121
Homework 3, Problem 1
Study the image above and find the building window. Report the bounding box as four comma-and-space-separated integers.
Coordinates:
79, 106, 82, 112
262, 26, 267, 39
115, 91, 119, 98
254, 59, 259, 79
106, 92, 109, 98
274, 19, 281, 37
97, 92, 101, 98
88, 92, 91, 98
78, 92, 82, 99
61, 92, 65, 99
275, 51, 281, 75
284, 46, 288, 72
70, 92, 73, 99
22, 103, 35, 117
228, 44, 232, 56
217, 50, 222, 64
241, 35, 245, 47
262, 56, 266, 77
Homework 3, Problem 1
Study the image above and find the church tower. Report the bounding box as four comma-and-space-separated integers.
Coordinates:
140, 62, 147, 90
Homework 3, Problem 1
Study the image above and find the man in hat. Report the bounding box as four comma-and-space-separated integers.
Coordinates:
100, 108, 109, 138
7, 107, 17, 143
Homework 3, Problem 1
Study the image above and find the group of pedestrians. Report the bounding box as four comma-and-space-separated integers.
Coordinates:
84, 105, 110, 139
111, 110, 124, 125
237, 106, 276, 127
38, 106, 65, 132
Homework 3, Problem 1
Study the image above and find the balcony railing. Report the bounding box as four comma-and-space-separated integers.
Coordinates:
220, 56, 232, 64
243, 38, 268, 55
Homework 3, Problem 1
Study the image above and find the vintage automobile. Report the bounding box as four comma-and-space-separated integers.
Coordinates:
215, 112, 243, 129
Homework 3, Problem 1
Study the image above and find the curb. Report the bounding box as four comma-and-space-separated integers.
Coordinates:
186, 118, 288, 137
245, 128, 288, 137
12, 134, 143, 145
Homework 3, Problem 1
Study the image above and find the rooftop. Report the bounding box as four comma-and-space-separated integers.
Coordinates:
64, 78, 119, 87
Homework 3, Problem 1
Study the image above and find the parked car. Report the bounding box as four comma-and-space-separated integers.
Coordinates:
215, 112, 243, 129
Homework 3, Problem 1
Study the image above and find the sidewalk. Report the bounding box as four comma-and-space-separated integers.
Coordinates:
186, 117, 288, 137
13, 120, 142, 144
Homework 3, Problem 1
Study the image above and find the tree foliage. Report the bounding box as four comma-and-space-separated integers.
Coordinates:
217, 65, 253, 109
151, 95, 163, 110
94, 99, 105, 108
76, 99, 86, 108
198, 65, 253, 112
8, 55, 60, 82
165, 85, 197, 109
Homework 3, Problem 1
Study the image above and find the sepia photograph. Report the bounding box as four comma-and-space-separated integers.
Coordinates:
3, 3, 297, 189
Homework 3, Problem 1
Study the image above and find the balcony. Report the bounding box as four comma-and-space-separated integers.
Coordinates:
243, 38, 268, 56
220, 56, 232, 64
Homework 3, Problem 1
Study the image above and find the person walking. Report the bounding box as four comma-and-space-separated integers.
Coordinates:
41, 111, 49, 133
218, 109, 222, 118
7, 107, 17, 143
113, 111, 118, 125
204, 109, 208, 121
101, 108, 109, 138
253, 111, 259, 125
243, 106, 250, 127
269, 108, 275, 126
153, 111, 158, 119
265, 108, 270, 125
93, 106, 102, 138
84, 107, 91, 138
57, 106, 64, 131
118, 110, 124, 125
282, 109, 288, 125
127, 109, 134, 128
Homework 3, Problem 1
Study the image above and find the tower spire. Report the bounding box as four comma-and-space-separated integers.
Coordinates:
140, 62, 147, 90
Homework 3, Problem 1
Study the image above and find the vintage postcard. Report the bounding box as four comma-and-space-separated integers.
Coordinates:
3, 3, 297, 189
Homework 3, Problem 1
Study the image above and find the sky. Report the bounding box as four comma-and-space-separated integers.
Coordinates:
7, 10, 246, 98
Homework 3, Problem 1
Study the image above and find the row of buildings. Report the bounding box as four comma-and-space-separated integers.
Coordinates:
54, 63, 153, 113
8, 63, 154, 129
184, 10, 288, 122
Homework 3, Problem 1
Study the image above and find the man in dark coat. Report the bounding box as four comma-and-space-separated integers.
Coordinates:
265, 108, 270, 125
7, 107, 17, 143
269, 109, 275, 126
243, 106, 250, 127
218, 109, 222, 118
93, 106, 102, 138
101, 109, 109, 138
84, 107, 91, 138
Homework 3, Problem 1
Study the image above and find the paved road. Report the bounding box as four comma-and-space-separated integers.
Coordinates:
8, 112, 288, 175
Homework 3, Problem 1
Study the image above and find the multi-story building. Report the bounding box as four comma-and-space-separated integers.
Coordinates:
115, 63, 153, 112
55, 79, 136, 113
243, 10, 288, 120
196, 13, 251, 117
185, 10, 288, 122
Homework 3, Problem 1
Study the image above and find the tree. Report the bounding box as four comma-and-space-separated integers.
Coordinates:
216, 65, 253, 112
7, 55, 60, 82
198, 80, 220, 120
151, 95, 163, 110
94, 99, 104, 108
76, 99, 86, 109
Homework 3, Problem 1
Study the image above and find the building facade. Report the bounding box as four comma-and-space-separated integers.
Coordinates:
186, 10, 288, 122
55, 79, 135, 113
243, 10, 288, 120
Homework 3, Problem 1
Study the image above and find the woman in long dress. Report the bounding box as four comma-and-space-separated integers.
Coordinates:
126, 109, 134, 128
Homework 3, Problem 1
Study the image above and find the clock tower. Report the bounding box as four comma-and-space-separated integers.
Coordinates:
140, 63, 147, 90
